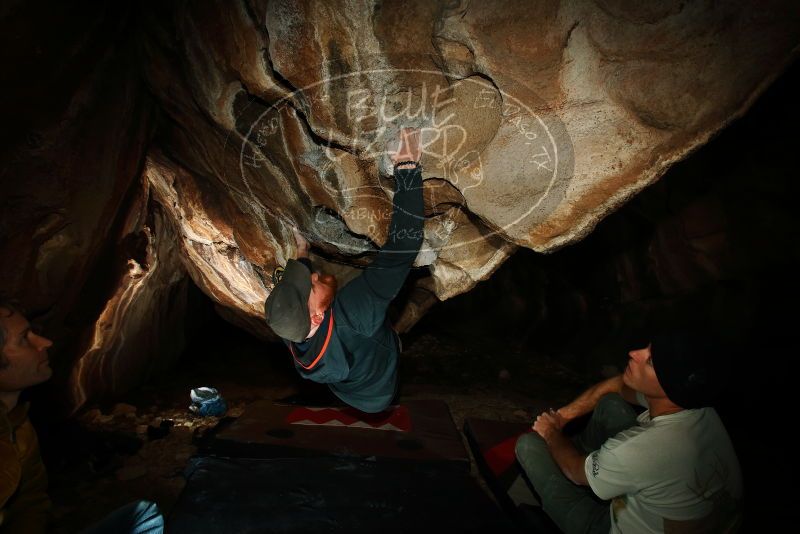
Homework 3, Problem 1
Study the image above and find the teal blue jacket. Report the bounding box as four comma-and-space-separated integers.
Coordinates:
287, 166, 424, 412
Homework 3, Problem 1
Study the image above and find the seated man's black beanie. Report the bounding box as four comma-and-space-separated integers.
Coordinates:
650, 329, 726, 409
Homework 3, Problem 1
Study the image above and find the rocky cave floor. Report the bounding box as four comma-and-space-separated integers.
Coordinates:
43, 319, 587, 532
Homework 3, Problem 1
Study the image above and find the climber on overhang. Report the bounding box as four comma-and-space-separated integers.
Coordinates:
264, 128, 423, 413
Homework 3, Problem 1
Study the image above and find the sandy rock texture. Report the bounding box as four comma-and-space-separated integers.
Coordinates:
137, 0, 798, 332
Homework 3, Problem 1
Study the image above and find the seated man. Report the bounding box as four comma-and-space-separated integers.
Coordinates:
0, 300, 164, 533
515, 330, 743, 533
265, 128, 423, 413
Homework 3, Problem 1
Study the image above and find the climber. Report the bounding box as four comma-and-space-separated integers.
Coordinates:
514, 329, 743, 533
0, 300, 165, 533
264, 128, 424, 413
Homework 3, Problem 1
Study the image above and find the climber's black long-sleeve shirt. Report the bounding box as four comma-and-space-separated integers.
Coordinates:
288, 166, 424, 412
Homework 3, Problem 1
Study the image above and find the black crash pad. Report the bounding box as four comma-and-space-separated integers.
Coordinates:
168, 456, 517, 533
202, 400, 469, 468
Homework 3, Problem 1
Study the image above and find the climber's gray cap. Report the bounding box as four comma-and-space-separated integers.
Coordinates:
264, 259, 311, 343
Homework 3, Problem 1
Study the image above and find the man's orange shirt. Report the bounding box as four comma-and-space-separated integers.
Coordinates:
0, 402, 50, 533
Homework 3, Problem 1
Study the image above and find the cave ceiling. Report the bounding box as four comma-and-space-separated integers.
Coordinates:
1, 0, 797, 408
139, 0, 799, 328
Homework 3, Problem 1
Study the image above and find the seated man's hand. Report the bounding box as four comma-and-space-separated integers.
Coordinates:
532, 408, 566, 444
390, 128, 421, 168
292, 227, 310, 258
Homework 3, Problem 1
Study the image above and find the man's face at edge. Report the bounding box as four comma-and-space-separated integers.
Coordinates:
0, 307, 54, 396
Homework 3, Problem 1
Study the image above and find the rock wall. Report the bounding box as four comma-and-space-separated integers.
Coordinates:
68, 177, 189, 409
1, 0, 799, 410
138, 0, 799, 335
0, 3, 165, 411
0, 3, 156, 316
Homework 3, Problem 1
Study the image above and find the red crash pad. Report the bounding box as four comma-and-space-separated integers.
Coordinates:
463, 418, 538, 509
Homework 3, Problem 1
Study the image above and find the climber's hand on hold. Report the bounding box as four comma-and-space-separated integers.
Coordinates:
390, 128, 421, 169
292, 227, 310, 258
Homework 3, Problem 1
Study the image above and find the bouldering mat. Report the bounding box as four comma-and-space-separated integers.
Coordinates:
201, 400, 469, 469
463, 418, 560, 533
168, 456, 517, 533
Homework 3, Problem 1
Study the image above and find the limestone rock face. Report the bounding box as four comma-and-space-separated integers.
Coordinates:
138, 0, 799, 334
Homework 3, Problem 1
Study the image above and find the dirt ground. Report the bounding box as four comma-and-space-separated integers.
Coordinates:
45, 322, 586, 532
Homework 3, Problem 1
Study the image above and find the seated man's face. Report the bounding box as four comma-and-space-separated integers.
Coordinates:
0, 308, 54, 395
623, 344, 667, 398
